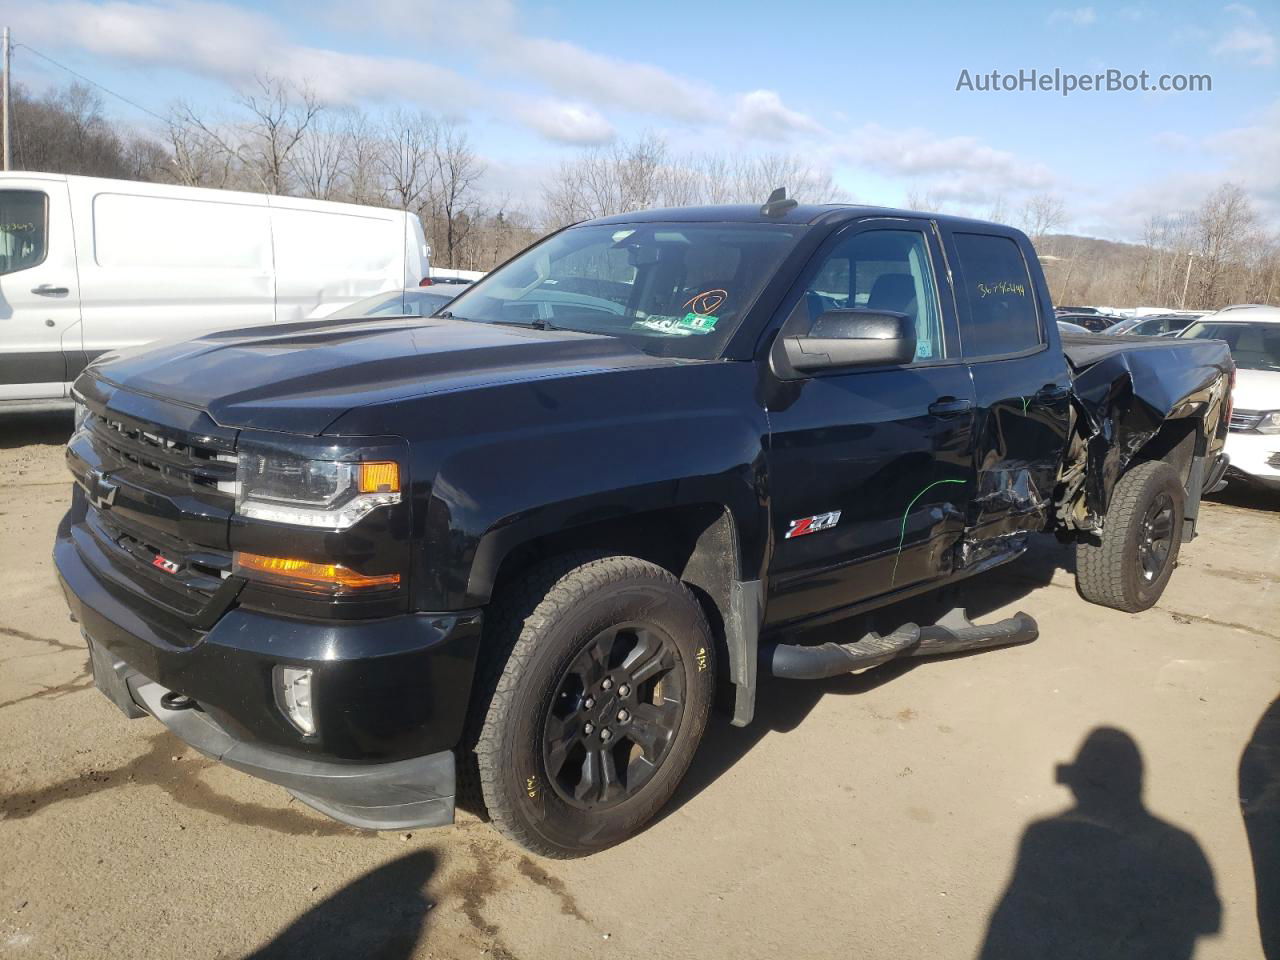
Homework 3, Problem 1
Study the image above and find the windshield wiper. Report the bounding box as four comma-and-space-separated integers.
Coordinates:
487, 318, 561, 332
436, 311, 559, 331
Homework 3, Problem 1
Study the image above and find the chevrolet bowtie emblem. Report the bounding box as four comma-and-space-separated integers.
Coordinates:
86, 468, 119, 510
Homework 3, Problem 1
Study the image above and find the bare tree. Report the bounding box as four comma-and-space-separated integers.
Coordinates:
234, 74, 322, 194
289, 110, 347, 201
380, 110, 435, 213
339, 112, 387, 205
1192, 183, 1256, 308
1019, 193, 1067, 242
167, 104, 238, 188
426, 119, 485, 268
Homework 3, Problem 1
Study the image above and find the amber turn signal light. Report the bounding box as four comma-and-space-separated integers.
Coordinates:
234, 551, 401, 595
358, 461, 400, 494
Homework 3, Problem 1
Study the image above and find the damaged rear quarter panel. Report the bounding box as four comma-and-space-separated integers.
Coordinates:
1062, 335, 1232, 524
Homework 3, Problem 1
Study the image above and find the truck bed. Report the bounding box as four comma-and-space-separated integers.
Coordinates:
1060, 333, 1228, 373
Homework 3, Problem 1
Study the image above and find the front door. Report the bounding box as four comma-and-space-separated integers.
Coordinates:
0, 180, 82, 400
764, 220, 977, 628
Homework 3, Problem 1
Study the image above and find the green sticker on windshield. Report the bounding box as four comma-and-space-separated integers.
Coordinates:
680, 312, 719, 331
633, 313, 720, 336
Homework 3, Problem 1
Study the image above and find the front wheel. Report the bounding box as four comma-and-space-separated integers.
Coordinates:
1076, 460, 1186, 612
470, 555, 715, 858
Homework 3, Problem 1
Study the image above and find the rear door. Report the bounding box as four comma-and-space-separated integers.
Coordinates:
0, 179, 83, 399
941, 228, 1071, 554
764, 219, 978, 627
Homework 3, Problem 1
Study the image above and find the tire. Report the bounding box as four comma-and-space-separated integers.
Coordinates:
469, 554, 716, 858
1076, 460, 1186, 613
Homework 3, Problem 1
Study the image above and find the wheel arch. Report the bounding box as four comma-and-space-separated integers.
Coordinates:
472, 500, 764, 726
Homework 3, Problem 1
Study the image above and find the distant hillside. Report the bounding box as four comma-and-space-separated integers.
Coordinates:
1032, 232, 1278, 311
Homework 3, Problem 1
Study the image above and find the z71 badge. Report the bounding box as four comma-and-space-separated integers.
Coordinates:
785, 510, 842, 539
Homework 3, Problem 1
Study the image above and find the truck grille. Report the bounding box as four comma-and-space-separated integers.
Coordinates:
90, 413, 237, 494
70, 403, 239, 625
1230, 409, 1264, 432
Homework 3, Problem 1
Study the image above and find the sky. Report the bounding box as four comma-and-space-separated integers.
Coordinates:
0, 0, 1276, 240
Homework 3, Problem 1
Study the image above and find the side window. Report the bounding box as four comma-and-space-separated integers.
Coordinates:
0, 190, 49, 276
952, 232, 1042, 356
801, 229, 945, 361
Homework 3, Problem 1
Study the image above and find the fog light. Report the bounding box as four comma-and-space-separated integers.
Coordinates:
276, 666, 315, 736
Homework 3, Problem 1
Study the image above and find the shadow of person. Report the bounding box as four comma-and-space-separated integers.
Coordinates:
1241, 696, 1280, 959
243, 850, 436, 960
978, 727, 1220, 960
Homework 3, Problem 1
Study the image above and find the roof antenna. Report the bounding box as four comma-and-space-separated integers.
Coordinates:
761, 186, 798, 217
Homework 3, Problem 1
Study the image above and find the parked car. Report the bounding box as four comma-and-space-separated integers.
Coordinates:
1103, 313, 1202, 337
1055, 305, 1102, 316
1057, 320, 1093, 336
1057, 311, 1124, 332
327, 287, 469, 320
58, 197, 1231, 857
1179, 306, 1280, 491
0, 173, 429, 410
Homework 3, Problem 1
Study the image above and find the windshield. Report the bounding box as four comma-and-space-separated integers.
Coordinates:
1181, 320, 1280, 371
439, 221, 807, 359
326, 288, 458, 320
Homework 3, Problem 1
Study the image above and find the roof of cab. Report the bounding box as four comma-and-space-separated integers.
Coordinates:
587, 203, 1020, 234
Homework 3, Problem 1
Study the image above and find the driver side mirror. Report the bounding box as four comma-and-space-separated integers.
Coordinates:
776, 309, 917, 374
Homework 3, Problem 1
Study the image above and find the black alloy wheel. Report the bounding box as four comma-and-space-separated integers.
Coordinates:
543, 623, 686, 809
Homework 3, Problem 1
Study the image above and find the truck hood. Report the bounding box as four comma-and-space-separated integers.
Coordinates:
1232, 367, 1280, 411
87, 316, 681, 435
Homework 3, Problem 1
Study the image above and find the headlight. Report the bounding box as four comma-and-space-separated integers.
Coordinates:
1257, 411, 1280, 435
236, 447, 401, 529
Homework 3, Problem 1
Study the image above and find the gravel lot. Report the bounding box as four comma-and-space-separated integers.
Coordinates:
1, 411, 1277, 960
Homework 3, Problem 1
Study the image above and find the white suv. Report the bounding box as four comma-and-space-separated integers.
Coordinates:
1180, 306, 1280, 491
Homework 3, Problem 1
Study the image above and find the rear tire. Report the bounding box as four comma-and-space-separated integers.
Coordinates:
1076, 460, 1185, 613
469, 554, 715, 858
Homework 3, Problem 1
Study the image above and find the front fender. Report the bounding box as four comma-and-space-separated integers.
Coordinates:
395, 361, 770, 610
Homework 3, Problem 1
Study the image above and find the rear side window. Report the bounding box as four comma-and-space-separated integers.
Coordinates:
0, 190, 48, 276
953, 232, 1042, 357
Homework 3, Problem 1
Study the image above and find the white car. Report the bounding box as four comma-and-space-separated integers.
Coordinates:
0, 173, 429, 409
1179, 306, 1280, 491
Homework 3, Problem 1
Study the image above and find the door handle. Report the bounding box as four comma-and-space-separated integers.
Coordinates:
929, 397, 973, 416
32, 283, 70, 296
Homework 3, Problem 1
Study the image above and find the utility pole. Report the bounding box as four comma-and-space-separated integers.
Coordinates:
2, 28, 10, 171
1180, 251, 1195, 309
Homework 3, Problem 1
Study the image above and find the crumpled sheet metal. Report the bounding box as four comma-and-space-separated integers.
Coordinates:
1066, 340, 1231, 523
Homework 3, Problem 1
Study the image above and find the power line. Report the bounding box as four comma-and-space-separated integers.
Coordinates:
13, 41, 172, 127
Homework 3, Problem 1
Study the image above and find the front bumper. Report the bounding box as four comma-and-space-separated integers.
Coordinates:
1224, 432, 1280, 490
56, 515, 483, 830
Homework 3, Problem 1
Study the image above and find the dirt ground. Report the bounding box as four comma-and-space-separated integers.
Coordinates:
1, 411, 1277, 960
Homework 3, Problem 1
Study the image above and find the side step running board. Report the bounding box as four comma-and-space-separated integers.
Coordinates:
763, 608, 1038, 681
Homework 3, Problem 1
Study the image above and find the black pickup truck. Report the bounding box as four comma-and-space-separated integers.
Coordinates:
56, 195, 1232, 857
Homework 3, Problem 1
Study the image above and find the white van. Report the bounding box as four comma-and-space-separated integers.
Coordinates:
0, 173, 429, 407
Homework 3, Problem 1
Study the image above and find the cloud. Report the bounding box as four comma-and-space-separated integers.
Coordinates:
493, 36, 718, 123
728, 90, 825, 141
1048, 7, 1097, 26
513, 100, 615, 145
1212, 27, 1277, 66
836, 124, 1055, 192
322, 0, 718, 123
7, 0, 479, 107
